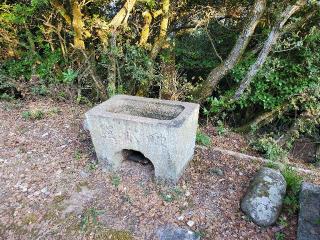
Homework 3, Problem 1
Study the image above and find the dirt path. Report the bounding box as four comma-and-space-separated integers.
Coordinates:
0, 99, 306, 239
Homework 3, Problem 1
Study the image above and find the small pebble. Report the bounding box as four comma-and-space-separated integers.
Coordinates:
187, 220, 195, 227
41, 187, 50, 195
209, 167, 224, 176
33, 191, 40, 196
41, 132, 49, 138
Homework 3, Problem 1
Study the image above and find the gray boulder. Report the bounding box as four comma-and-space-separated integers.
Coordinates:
241, 167, 287, 227
298, 182, 320, 240
156, 225, 200, 240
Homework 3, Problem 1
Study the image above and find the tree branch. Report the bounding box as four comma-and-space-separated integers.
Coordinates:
233, 0, 307, 100
192, 0, 267, 102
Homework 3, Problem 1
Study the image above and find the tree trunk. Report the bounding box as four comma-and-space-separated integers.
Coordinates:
107, 33, 117, 97
139, 10, 152, 46
236, 103, 289, 132
150, 0, 170, 60
233, 0, 307, 100
50, 0, 72, 25
71, 0, 85, 49
81, 50, 108, 100
193, 0, 267, 102
109, 0, 137, 29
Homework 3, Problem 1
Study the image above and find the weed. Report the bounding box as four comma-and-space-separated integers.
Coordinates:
275, 232, 285, 240
216, 120, 227, 135
278, 216, 288, 228
74, 150, 82, 160
80, 207, 104, 231
282, 167, 302, 215
49, 107, 61, 115
88, 163, 97, 171
22, 109, 45, 120
196, 131, 211, 146
31, 85, 48, 96
159, 187, 184, 202
22, 111, 32, 120
252, 136, 288, 161
0, 93, 15, 101
265, 161, 279, 169
194, 230, 206, 238
111, 175, 121, 188
33, 110, 44, 119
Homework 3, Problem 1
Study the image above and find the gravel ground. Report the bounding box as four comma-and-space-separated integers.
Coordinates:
0, 99, 317, 239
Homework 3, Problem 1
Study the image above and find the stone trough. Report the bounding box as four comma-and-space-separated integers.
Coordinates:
85, 95, 199, 183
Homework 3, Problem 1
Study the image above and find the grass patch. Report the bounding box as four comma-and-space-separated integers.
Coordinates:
159, 187, 184, 203
22, 109, 45, 120
196, 131, 211, 146
110, 175, 121, 188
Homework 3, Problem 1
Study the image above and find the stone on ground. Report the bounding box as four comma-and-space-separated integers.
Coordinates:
241, 167, 287, 227
297, 182, 320, 240
156, 225, 200, 240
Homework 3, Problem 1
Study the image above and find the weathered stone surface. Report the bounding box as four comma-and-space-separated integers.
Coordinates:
241, 167, 287, 227
298, 182, 320, 240
156, 225, 200, 240
85, 95, 199, 183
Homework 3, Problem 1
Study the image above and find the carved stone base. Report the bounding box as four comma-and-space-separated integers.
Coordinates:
85, 95, 199, 183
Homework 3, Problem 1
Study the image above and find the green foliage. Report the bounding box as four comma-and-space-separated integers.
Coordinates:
0, 93, 15, 101
282, 167, 302, 215
3, 46, 63, 83
275, 232, 285, 240
264, 161, 279, 170
62, 69, 78, 84
216, 120, 227, 135
159, 187, 184, 202
175, 22, 237, 76
120, 44, 156, 93
196, 131, 211, 146
80, 207, 104, 231
252, 136, 288, 161
204, 96, 231, 115
88, 163, 97, 171
22, 109, 44, 120
278, 216, 288, 228
111, 175, 121, 188
31, 85, 48, 96
232, 27, 320, 111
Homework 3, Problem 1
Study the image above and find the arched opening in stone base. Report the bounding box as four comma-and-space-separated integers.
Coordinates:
119, 149, 155, 179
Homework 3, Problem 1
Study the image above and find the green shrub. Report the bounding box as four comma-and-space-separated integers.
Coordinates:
252, 137, 288, 161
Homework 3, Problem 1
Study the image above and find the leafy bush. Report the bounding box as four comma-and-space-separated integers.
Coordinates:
252, 136, 288, 161
232, 27, 320, 111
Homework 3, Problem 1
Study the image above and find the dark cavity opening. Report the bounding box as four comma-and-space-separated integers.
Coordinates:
122, 149, 153, 166
106, 99, 184, 120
